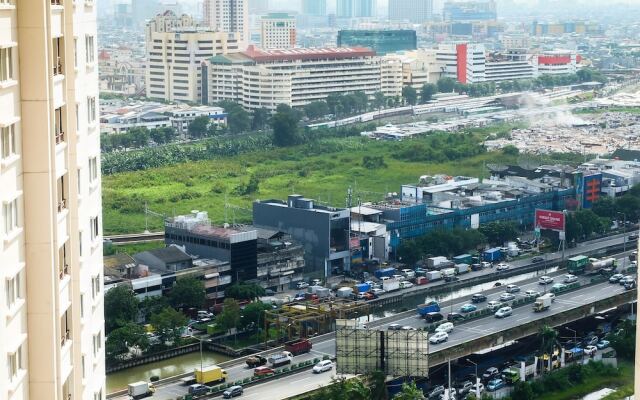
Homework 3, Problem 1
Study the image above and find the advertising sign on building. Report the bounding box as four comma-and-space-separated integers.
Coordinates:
535, 209, 565, 231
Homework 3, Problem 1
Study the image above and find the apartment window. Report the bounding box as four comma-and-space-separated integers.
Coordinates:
91, 275, 100, 299
79, 231, 83, 257
92, 331, 102, 356
0, 47, 13, 81
88, 157, 98, 183
5, 272, 21, 308
0, 0, 15, 5
85, 35, 94, 63
90, 216, 99, 241
82, 355, 86, 379
1, 124, 16, 159
76, 103, 80, 131
7, 345, 23, 381
80, 293, 84, 317
3, 198, 18, 235
87, 97, 96, 124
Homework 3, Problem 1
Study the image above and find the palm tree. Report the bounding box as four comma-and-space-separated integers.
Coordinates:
367, 370, 389, 400
538, 325, 558, 373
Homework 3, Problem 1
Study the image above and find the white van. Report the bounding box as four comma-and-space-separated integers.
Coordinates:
435, 322, 454, 334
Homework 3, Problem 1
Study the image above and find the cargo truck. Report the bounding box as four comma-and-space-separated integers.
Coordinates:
245, 355, 268, 368
416, 301, 441, 316
586, 258, 616, 275
455, 264, 470, 274
453, 254, 473, 265
382, 277, 400, 292
128, 382, 154, 399
426, 256, 449, 269
533, 295, 553, 312
441, 268, 456, 279
354, 283, 371, 293
284, 339, 312, 355
374, 268, 396, 279
336, 287, 353, 298
268, 351, 293, 368
483, 248, 503, 262
567, 255, 589, 274
195, 365, 228, 385
425, 270, 442, 282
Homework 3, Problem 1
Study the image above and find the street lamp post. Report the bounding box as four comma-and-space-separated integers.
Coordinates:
466, 359, 479, 398
618, 213, 627, 269
189, 334, 204, 373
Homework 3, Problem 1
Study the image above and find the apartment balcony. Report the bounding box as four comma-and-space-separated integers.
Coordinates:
51, 3, 63, 38
60, 329, 73, 381
53, 74, 65, 109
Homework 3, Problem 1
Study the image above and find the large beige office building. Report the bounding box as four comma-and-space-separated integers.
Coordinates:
145, 11, 241, 103
0, 0, 105, 399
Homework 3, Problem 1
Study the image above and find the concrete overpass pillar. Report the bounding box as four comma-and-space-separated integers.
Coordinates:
520, 361, 526, 382
560, 348, 566, 367
533, 356, 539, 377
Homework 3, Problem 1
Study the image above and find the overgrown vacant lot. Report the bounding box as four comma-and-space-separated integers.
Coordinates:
102, 127, 534, 235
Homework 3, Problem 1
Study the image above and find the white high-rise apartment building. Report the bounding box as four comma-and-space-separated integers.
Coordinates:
0, 0, 105, 399
260, 13, 296, 50
203, 0, 249, 47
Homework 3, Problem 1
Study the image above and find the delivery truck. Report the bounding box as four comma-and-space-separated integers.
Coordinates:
533, 295, 553, 312
425, 270, 442, 282
416, 301, 441, 316
455, 264, 470, 274
284, 338, 312, 355
441, 268, 456, 279
128, 382, 154, 399
374, 268, 396, 279
354, 283, 371, 293
195, 365, 228, 385
453, 254, 473, 265
268, 351, 293, 367
336, 287, 353, 298
484, 248, 503, 262
382, 277, 400, 292
427, 256, 449, 269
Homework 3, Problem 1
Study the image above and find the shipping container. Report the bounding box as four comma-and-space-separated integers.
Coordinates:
354, 283, 371, 293
374, 267, 397, 279
426, 256, 449, 269
484, 248, 503, 262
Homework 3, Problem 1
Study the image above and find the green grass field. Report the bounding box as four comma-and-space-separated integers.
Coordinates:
103, 134, 519, 235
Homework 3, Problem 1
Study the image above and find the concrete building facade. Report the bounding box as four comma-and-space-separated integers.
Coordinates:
337, 30, 417, 55
203, 0, 249, 45
145, 11, 241, 103
203, 46, 381, 110
253, 195, 351, 278
260, 13, 296, 50
0, 1, 105, 399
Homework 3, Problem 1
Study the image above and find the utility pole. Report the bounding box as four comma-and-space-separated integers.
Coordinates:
447, 358, 452, 400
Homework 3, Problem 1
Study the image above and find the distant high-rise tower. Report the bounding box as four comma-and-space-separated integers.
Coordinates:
337, 0, 375, 18
261, 13, 297, 49
203, 0, 250, 45
389, 0, 433, 23
302, 0, 327, 16
0, 1, 105, 399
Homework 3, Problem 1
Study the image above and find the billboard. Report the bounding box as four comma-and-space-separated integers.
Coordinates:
336, 327, 429, 377
535, 209, 565, 231
582, 173, 602, 209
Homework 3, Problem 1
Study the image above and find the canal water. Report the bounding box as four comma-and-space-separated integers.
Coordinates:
106, 350, 232, 393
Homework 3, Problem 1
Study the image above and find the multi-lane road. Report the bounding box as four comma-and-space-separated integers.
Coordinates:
107, 233, 637, 399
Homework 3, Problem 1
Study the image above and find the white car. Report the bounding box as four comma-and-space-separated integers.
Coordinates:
400, 281, 414, 289
563, 274, 578, 284
371, 288, 386, 296
401, 269, 416, 279
486, 300, 503, 312
429, 331, 449, 344
499, 293, 516, 302
505, 284, 520, 293
539, 276, 554, 285
297, 282, 310, 289
495, 306, 513, 318
435, 322, 454, 334
584, 345, 597, 356
471, 383, 485, 394
524, 290, 541, 298
312, 360, 333, 373
496, 263, 510, 271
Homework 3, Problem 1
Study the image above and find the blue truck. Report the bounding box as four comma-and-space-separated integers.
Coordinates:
354, 283, 371, 293
374, 267, 396, 279
416, 301, 441, 316
483, 248, 503, 262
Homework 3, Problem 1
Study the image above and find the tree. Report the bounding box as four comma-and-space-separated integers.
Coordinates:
397, 240, 423, 266
304, 101, 330, 120
608, 320, 635, 361
271, 104, 301, 147
420, 83, 437, 103
240, 301, 271, 330
139, 295, 170, 322
106, 323, 149, 362
511, 381, 535, 400
393, 381, 425, 400
615, 195, 640, 222
402, 86, 417, 105
218, 101, 250, 133
372, 91, 387, 110
367, 371, 389, 400
437, 77, 457, 93
592, 197, 617, 219
251, 107, 270, 130
150, 307, 188, 347
104, 285, 139, 333
188, 116, 210, 139
362, 155, 387, 169
326, 93, 342, 116
352, 91, 369, 112
225, 283, 266, 300
128, 127, 150, 147
502, 145, 520, 155
538, 325, 558, 373
312, 377, 371, 400
169, 276, 205, 309
479, 221, 519, 246
217, 298, 241, 334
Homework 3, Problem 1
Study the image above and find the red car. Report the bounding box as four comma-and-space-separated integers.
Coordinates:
253, 366, 275, 376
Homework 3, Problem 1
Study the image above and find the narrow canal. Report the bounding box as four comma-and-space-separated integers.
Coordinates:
106, 351, 232, 392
